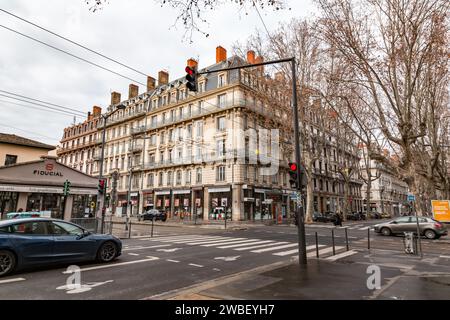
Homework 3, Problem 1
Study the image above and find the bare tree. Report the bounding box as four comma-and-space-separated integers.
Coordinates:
315, 0, 450, 214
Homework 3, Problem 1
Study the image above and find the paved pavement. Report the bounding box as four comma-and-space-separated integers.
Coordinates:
0, 219, 448, 299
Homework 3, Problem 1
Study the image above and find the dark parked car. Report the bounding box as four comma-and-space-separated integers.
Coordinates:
139, 209, 167, 222
0, 218, 122, 277
368, 212, 382, 219
346, 212, 360, 221
312, 212, 329, 222
374, 216, 448, 239
325, 212, 337, 223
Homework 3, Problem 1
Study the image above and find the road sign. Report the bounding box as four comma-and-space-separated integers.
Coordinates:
407, 194, 415, 202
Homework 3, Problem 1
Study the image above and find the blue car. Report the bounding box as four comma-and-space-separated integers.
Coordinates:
0, 218, 122, 277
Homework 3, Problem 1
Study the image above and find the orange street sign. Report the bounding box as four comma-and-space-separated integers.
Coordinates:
431, 200, 450, 222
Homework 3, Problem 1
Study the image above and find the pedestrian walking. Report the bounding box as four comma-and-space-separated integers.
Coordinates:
334, 212, 342, 227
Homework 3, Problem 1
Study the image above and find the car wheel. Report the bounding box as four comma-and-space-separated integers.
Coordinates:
424, 229, 437, 240
380, 227, 392, 236
0, 250, 16, 277
97, 241, 118, 263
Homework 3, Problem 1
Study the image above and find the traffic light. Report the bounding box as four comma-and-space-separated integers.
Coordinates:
98, 178, 107, 194
288, 162, 299, 189
63, 180, 71, 196
185, 66, 197, 92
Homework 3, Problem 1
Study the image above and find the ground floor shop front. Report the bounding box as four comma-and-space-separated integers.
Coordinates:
109, 184, 297, 222
0, 156, 99, 220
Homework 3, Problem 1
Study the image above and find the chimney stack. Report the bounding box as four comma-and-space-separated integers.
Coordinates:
111, 92, 121, 105
187, 58, 198, 69
128, 84, 139, 99
158, 70, 169, 85
92, 106, 102, 116
87, 111, 92, 121
147, 76, 156, 91
247, 50, 255, 64
216, 46, 227, 63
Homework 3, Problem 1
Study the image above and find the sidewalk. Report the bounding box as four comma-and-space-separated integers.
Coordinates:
158, 249, 450, 300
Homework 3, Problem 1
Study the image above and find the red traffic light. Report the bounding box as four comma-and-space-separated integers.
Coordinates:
289, 162, 297, 171
185, 66, 194, 75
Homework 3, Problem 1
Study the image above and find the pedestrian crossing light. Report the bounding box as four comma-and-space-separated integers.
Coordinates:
63, 180, 71, 196
98, 178, 107, 194
185, 66, 198, 92
288, 162, 299, 190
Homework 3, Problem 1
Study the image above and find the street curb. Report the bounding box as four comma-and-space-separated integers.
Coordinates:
140, 258, 297, 300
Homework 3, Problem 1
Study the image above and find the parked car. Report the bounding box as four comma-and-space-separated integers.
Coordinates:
355, 212, 366, 220
346, 212, 360, 221
0, 218, 122, 277
312, 212, 329, 223
380, 212, 392, 219
325, 212, 337, 223
139, 209, 167, 222
368, 212, 382, 219
373, 216, 448, 239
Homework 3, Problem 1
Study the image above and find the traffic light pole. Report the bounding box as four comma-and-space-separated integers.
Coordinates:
98, 115, 107, 234
195, 56, 308, 266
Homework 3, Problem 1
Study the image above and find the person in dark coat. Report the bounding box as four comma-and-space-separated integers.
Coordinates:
335, 212, 343, 226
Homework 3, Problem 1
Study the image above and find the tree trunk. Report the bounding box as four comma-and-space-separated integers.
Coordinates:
366, 176, 372, 216
305, 173, 314, 223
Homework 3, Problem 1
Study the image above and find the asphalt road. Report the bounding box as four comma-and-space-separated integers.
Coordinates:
1, 219, 448, 299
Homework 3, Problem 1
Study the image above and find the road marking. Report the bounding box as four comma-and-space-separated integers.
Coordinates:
234, 241, 289, 251
325, 250, 358, 261
128, 253, 139, 256
217, 240, 274, 249
123, 244, 172, 251
214, 256, 240, 261
56, 280, 114, 294
213, 268, 221, 271
188, 263, 204, 268
166, 236, 228, 243
0, 277, 26, 284
145, 234, 209, 241
251, 243, 298, 253
188, 238, 246, 245
167, 259, 180, 263
62, 256, 160, 274
273, 245, 325, 256
157, 248, 181, 253
440, 255, 450, 259
201, 239, 258, 247
307, 246, 344, 258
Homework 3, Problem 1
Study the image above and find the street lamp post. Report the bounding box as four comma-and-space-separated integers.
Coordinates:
98, 104, 126, 233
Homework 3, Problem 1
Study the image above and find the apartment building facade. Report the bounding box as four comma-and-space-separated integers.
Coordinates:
94, 47, 296, 222
57, 106, 103, 176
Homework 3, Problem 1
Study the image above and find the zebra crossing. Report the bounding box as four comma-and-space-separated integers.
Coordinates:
139, 234, 357, 260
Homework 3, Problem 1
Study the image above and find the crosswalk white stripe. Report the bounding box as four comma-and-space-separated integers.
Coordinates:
187, 238, 247, 245
251, 243, 298, 253
163, 236, 228, 243
217, 240, 274, 249
145, 234, 204, 241
273, 244, 325, 256
359, 227, 370, 230
156, 235, 227, 242
307, 246, 344, 258
326, 250, 358, 261
201, 239, 258, 247
234, 241, 289, 251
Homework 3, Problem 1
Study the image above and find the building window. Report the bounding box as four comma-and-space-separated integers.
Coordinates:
158, 172, 163, 186
217, 116, 226, 131
196, 121, 203, 138
216, 139, 226, 157
121, 157, 125, 170
186, 170, 191, 184
196, 168, 202, 183
151, 115, 157, 127
4, 154, 17, 166
176, 170, 182, 185
218, 94, 227, 108
244, 166, 248, 181
147, 173, 154, 187
167, 171, 172, 186
150, 134, 157, 146
216, 166, 226, 181
218, 74, 226, 87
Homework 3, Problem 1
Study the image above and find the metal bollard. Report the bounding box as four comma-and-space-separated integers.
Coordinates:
315, 232, 319, 258
368, 227, 370, 250
331, 228, 336, 255
128, 220, 132, 239
345, 228, 349, 251
151, 218, 154, 238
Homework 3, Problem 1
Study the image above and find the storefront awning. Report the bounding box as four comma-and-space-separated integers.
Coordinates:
208, 187, 230, 193
173, 189, 191, 195
0, 184, 97, 195
155, 190, 170, 195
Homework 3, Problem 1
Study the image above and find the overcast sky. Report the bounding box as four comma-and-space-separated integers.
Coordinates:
0, 0, 315, 145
